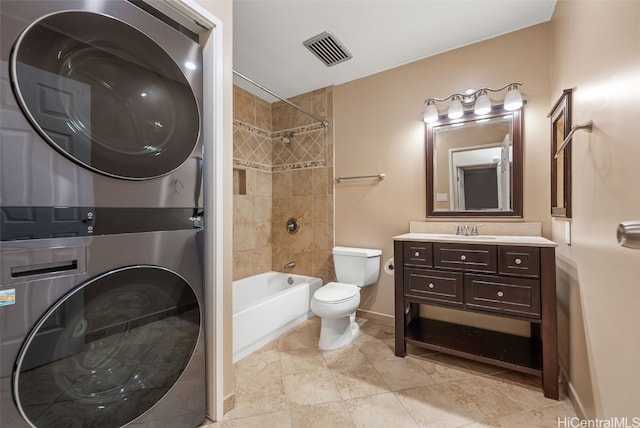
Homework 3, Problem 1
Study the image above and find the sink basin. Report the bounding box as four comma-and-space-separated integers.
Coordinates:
435, 235, 496, 240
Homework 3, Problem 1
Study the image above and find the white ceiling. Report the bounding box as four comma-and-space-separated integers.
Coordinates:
233, 0, 557, 103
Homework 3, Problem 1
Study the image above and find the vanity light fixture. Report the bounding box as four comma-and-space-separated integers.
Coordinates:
423, 82, 523, 123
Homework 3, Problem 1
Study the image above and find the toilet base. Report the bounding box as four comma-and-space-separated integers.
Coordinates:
318, 312, 359, 350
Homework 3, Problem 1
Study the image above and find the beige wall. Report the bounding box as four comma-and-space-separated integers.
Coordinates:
334, 23, 552, 321
550, 0, 640, 418
233, 86, 335, 282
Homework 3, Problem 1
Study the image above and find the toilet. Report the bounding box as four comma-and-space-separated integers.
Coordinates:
311, 246, 381, 350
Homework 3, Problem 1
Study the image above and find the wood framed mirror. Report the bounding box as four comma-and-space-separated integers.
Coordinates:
426, 106, 523, 218
549, 89, 572, 218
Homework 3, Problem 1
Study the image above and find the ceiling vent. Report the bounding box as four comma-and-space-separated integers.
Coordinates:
303, 31, 353, 67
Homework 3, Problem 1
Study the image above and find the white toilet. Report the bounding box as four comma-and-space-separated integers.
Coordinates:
311, 246, 381, 350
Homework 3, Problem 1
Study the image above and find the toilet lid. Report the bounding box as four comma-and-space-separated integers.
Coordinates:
314, 282, 359, 303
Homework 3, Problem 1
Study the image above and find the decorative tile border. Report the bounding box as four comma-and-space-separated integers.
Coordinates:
234, 120, 328, 172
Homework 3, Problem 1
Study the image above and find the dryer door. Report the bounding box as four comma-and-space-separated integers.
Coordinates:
13, 266, 201, 428
11, 11, 201, 180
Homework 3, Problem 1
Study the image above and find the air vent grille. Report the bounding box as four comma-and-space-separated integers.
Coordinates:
303, 31, 353, 67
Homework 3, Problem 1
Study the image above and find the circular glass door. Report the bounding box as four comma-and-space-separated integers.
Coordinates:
11, 11, 200, 180
13, 266, 201, 428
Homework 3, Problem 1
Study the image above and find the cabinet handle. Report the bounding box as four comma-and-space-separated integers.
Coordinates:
414, 251, 420, 257
514, 258, 522, 265
428, 283, 434, 289
497, 290, 504, 297
460, 254, 467, 261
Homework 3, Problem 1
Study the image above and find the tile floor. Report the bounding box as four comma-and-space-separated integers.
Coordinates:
201, 317, 576, 428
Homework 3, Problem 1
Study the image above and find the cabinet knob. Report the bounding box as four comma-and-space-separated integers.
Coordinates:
497, 290, 504, 297
414, 251, 420, 257
514, 258, 522, 265
460, 254, 467, 261
428, 283, 434, 289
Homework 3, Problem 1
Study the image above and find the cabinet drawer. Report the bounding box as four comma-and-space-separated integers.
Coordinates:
434, 243, 496, 273
464, 274, 540, 319
404, 268, 463, 306
498, 246, 540, 278
403, 242, 433, 267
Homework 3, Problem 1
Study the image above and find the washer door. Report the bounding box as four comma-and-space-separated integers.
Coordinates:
13, 266, 201, 428
11, 11, 200, 180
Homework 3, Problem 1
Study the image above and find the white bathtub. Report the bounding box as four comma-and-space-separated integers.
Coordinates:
233, 271, 322, 363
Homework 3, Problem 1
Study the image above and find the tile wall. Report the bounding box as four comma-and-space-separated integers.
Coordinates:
233, 85, 334, 281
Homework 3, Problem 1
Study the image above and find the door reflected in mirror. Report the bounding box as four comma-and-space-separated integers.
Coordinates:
426, 107, 523, 217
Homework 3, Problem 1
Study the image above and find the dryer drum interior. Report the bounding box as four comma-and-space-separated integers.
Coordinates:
10, 10, 201, 180
13, 265, 201, 428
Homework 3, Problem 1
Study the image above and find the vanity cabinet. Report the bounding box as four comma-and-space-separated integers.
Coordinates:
394, 234, 559, 399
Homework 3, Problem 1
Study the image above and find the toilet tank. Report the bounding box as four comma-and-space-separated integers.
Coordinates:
332, 246, 382, 286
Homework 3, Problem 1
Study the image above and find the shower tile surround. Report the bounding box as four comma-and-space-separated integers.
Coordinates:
233, 86, 334, 281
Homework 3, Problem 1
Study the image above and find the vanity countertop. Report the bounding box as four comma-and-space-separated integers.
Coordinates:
393, 232, 557, 247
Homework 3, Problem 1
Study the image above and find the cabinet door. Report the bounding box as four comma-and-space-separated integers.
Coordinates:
464, 274, 541, 319
404, 268, 463, 306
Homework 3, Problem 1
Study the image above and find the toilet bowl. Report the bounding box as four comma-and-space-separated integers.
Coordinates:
311, 247, 381, 350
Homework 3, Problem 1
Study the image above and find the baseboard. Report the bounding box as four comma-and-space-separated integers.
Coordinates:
223, 392, 235, 415
356, 308, 394, 326
559, 364, 587, 419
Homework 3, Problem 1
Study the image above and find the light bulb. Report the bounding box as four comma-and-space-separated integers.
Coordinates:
448, 97, 464, 119
423, 102, 439, 123
504, 86, 523, 111
474, 92, 491, 115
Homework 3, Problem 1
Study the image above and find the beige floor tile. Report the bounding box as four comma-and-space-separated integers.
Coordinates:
439, 375, 524, 420
331, 363, 391, 400
408, 353, 480, 384
395, 384, 477, 427
235, 347, 283, 381
289, 402, 356, 428
372, 358, 434, 391
356, 337, 397, 364
344, 392, 419, 428
213, 317, 576, 428
227, 410, 292, 428
321, 343, 370, 370
283, 368, 342, 406
280, 347, 327, 375
487, 400, 577, 428
277, 328, 318, 351
487, 370, 562, 411
226, 374, 288, 420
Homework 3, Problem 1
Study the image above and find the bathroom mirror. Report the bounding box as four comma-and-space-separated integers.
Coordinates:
426, 106, 523, 217
549, 89, 572, 218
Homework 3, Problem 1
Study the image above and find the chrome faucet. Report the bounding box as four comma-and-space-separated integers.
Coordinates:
456, 224, 483, 236
284, 261, 296, 269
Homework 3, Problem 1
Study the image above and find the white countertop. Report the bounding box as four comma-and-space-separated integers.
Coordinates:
393, 232, 557, 247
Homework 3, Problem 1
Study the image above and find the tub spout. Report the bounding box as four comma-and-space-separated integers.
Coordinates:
284, 261, 296, 269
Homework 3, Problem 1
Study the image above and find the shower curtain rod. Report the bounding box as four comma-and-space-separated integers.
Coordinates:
233, 70, 329, 127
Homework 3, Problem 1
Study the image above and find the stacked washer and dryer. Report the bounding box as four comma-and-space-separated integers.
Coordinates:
1, 1, 206, 427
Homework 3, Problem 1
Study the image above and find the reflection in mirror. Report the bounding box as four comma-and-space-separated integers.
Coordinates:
427, 107, 523, 217
549, 89, 572, 218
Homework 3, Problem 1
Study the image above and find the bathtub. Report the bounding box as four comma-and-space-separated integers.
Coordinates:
233, 271, 323, 363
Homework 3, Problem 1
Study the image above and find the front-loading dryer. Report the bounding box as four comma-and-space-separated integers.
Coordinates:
0, 224, 206, 427
0, 0, 204, 208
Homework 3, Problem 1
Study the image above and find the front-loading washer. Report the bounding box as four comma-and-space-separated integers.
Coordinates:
0, 0, 204, 208
0, 222, 206, 427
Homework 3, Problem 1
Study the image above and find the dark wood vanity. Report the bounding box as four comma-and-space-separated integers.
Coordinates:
393, 233, 559, 399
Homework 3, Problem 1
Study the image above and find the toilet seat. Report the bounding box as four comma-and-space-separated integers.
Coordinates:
313, 282, 359, 304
